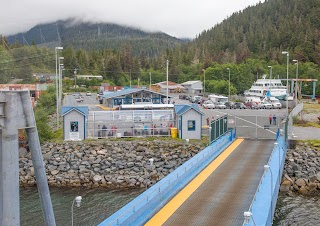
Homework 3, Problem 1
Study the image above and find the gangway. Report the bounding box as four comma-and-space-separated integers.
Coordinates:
145, 139, 274, 225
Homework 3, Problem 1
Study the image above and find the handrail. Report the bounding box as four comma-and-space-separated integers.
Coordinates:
242, 130, 286, 226
106, 133, 230, 226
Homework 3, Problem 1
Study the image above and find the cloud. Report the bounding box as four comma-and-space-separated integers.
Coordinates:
0, 0, 264, 38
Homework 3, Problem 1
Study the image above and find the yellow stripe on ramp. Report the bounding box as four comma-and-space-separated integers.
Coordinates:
144, 138, 244, 226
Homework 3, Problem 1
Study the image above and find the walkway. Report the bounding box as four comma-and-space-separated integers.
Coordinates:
145, 139, 274, 226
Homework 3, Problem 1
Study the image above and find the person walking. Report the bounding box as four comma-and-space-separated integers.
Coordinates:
102, 125, 107, 137
273, 114, 277, 125
269, 114, 272, 125
206, 117, 210, 126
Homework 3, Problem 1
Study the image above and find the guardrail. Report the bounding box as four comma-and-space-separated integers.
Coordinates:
243, 132, 288, 226
99, 131, 234, 226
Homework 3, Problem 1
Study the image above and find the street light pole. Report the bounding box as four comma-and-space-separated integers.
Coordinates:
166, 60, 169, 104
74, 68, 78, 88
55, 47, 63, 128
71, 196, 82, 226
268, 66, 272, 92
282, 51, 289, 116
293, 59, 299, 106
149, 72, 152, 90
202, 69, 206, 95
58, 57, 64, 114
227, 68, 230, 101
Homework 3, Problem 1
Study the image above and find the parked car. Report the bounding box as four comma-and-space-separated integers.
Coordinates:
215, 102, 226, 109
225, 101, 235, 109
234, 102, 247, 109
86, 91, 92, 96
259, 101, 272, 109
244, 101, 260, 109
203, 101, 215, 109
244, 102, 259, 109
75, 96, 83, 102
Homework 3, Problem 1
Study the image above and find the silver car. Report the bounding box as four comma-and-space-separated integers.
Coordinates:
215, 102, 226, 109
203, 101, 215, 109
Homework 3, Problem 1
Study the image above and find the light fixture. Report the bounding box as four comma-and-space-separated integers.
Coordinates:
75, 196, 82, 207
71, 196, 82, 226
244, 211, 256, 226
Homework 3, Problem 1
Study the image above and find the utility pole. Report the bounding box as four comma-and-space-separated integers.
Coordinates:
129, 69, 132, 88
149, 72, 152, 90
74, 68, 78, 89
166, 60, 169, 104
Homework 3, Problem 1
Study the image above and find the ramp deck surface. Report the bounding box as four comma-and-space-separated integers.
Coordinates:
146, 139, 274, 226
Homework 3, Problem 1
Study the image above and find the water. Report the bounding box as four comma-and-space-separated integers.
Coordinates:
20, 188, 320, 226
20, 187, 143, 226
273, 193, 320, 226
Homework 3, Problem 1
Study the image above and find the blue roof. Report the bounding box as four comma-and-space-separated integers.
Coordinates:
174, 104, 204, 116
62, 106, 89, 116
102, 88, 170, 99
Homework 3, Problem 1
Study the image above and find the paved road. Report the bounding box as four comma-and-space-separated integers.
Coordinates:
292, 126, 320, 140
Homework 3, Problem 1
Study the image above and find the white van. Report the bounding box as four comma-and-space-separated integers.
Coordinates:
267, 97, 282, 109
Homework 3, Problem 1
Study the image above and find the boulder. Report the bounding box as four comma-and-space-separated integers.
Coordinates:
51, 170, 59, 176
298, 186, 308, 195
295, 178, 307, 187
280, 180, 291, 192
93, 175, 102, 182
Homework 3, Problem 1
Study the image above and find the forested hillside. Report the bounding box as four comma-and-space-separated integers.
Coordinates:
190, 0, 320, 65
6, 19, 184, 56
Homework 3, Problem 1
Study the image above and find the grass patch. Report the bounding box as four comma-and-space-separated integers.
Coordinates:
304, 140, 320, 151
303, 103, 320, 114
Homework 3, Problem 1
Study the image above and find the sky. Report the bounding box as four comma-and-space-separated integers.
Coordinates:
0, 0, 265, 38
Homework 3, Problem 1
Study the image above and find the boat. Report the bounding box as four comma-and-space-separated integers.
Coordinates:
244, 75, 288, 100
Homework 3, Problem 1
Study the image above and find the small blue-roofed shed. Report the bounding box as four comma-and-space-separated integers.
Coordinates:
174, 104, 204, 140
62, 106, 89, 141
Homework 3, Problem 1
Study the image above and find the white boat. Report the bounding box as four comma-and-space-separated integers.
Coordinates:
244, 75, 287, 100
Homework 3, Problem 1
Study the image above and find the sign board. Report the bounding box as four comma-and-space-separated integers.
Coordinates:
69, 132, 80, 141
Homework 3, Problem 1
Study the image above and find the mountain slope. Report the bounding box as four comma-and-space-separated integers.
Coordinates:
6, 19, 185, 56
191, 0, 320, 64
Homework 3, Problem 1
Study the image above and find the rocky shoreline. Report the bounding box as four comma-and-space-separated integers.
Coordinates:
19, 140, 204, 189
280, 141, 320, 195
19, 139, 320, 194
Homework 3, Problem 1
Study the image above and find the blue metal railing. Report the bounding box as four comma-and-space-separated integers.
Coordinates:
243, 134, 288, 226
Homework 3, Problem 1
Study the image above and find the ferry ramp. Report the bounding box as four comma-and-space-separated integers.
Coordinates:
145, 139, 274, 226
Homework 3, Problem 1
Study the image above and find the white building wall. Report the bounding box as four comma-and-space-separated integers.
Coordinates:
63, 110, 85, 140
179, 109, 202, 140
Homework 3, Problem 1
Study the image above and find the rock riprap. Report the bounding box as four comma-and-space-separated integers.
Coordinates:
281, 142, 320, 195
19, 140, 204, 188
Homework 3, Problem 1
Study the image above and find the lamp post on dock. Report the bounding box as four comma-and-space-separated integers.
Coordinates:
71, 196, 82, 226
244, 211, 257, 226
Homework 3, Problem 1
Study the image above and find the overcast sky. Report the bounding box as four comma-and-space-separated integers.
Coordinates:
1, 0, 265, 38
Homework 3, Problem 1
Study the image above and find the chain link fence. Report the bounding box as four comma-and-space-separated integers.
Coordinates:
86, 110, 175, 138
227, 115, 285, 139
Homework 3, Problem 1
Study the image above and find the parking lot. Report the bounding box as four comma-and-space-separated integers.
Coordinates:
169, 93, 287, 126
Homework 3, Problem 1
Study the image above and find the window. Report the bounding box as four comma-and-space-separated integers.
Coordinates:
70, 121, 79, 132
188, 120, 195, 131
